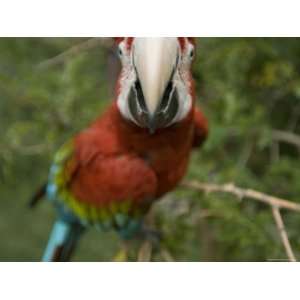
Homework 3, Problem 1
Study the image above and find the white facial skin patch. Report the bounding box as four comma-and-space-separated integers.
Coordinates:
116, 37, 195, 127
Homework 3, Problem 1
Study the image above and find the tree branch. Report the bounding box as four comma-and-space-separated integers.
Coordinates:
137, 240, 152, 262
181, 180, 299, 261
271, 207, 296, 262
181, 180, 300, 212
160, 248, 175, 262
36, 37, 114, 70
271, 129, 300, 150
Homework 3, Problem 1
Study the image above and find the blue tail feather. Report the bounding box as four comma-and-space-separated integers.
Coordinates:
42, 219, 84, 262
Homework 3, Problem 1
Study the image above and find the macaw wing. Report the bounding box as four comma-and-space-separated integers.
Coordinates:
46, 139, 78, 202
29, 139, 76, 208
47, 137, 158, 238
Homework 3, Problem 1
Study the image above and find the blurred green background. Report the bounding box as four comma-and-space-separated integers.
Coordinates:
1, 38, 300, 261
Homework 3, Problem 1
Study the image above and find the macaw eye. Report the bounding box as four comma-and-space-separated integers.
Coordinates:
118, 48, 123, 57
190, 49, 194, 59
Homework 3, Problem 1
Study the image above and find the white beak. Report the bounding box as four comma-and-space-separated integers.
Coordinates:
133, 38, 179, 115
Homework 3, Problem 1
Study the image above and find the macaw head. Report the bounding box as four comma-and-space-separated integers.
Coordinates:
115, 37, 196, 133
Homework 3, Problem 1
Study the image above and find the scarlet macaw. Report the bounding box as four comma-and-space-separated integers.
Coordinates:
31, 37, 208, 261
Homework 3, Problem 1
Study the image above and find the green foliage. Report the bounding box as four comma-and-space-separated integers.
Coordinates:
0, 38, 300, 261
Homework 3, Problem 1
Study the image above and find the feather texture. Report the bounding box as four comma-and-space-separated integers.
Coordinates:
42, 219, 84, 262
45, 102, 207, 240
39, 38, 209, 261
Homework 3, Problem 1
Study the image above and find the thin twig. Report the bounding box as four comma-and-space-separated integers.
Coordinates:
181, 180, 300, 213
137, 240, 152, 262
272, 129, 300, 150
160, 248, 175, 262
271, 207, 297, 262
37, 37, 114, 70
182, 180, 299, 261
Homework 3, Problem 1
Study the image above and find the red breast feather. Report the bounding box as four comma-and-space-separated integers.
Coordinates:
69, 101, 207, 215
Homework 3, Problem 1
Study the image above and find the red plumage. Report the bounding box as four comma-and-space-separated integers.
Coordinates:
62, 37, 208, 216
68, 100, 207, 213
38, 37, 209, 262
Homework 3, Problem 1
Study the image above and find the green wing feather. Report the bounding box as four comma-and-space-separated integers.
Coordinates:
47, 140, 142, 237
47, 140, 92, 223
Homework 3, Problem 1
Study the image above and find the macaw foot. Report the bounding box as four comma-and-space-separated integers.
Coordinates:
139, 225, 163, 246
112, 224, 163, 262
137, 240, 153, 262
136, 226, 163, 261
112, 241, 129, 262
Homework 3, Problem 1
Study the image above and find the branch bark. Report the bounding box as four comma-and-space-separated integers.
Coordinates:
181, 180, 300, 213
160, 247, 175, 262
271, 129, 300, 150
137, 240, 152, 262
181, 180, 299, 262
271, 207, 296, 262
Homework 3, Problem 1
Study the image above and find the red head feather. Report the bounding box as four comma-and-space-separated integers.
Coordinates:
114, 37, 196, 51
